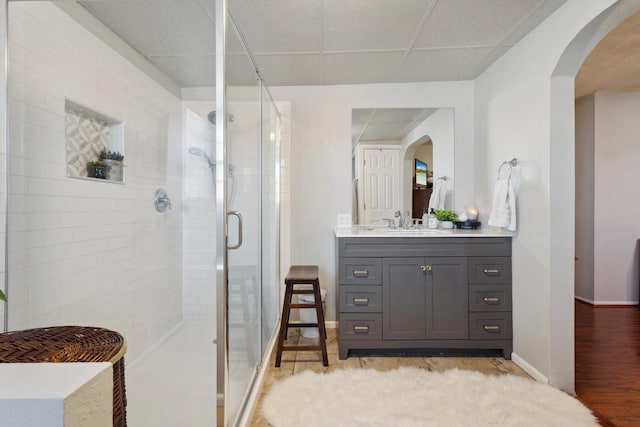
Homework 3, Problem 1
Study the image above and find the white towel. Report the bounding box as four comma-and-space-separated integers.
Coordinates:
428, 178, 447, 212
488, 174, 517, 231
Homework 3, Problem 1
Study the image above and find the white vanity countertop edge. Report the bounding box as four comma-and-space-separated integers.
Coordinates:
334, 227, 514, 238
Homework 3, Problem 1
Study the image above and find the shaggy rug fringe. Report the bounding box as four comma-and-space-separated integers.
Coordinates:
261, 367, 598, 427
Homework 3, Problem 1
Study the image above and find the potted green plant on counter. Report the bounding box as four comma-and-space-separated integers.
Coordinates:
434, 209, 458, 229
99, 149, 125, 182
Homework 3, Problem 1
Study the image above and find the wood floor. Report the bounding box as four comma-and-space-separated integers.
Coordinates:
575, 301, 640, 426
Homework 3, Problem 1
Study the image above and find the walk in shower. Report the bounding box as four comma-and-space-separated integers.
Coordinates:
1, 0, 282, 425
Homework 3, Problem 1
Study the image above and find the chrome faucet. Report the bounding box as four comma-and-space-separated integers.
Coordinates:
395, 210, 412, 229
394, 210, 403, 228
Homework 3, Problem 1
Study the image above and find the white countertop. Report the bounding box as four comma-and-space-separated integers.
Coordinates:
335, 226, 513, 238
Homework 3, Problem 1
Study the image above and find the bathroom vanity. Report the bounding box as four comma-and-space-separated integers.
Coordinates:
335, 228, 513, 360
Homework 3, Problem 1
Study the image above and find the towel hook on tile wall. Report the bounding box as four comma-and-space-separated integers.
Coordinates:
154, 188, 172, 213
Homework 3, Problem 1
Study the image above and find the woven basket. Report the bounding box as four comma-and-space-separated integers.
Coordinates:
0, 326, 127, 427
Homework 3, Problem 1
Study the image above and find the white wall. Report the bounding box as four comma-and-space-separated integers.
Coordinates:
6, 2, 183, 361
0, 0, 6, 331
473, 0, 638, 391
593, 91, 640, 304
575, 94, 595, 302
269, 82, 474, 322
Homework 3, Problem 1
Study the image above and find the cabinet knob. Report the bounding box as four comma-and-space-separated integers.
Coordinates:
420, 265, 432, 272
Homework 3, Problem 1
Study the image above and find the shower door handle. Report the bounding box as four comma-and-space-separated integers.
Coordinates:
227, 210, 243, 250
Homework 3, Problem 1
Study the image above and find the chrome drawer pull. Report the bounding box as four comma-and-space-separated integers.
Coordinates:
353, 270, 369, 277
482, 297, 501, 304
483, 269, 500, 274
353, 298, 370, 306
353, 325, 370, 333
483, 325, 501, 333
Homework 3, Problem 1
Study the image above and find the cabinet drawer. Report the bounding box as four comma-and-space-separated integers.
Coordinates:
339, 313, 382, 340
469, 285, 512, 312
338, 258, 382, 285
469, 257, 511, 284
339, 286, 382, 313
469, 312, 512, 340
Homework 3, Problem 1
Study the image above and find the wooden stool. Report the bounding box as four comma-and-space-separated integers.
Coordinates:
275, 265, 328, 367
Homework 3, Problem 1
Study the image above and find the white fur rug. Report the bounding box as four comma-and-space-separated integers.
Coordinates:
261, 367, 598, 427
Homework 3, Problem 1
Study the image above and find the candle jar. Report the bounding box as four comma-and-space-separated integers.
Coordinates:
466, 207, 478, 221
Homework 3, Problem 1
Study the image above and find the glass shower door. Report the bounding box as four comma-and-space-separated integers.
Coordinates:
222, 10, 262, 425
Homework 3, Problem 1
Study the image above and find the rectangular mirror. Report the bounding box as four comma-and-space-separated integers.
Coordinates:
352, 107, 454, 225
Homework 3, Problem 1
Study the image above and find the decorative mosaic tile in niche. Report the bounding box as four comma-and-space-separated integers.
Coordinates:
65, 99, 124, 181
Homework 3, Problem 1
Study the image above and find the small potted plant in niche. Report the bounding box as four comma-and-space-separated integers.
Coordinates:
434, 209, 458, 229
87, 160, 107, 179
99, 149, 125, 182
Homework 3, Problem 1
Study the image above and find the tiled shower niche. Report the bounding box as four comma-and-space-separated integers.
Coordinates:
65, 99, 125, 183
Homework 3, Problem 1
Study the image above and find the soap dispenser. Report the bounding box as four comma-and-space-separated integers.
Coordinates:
422, 208, 429, 228
426, 208, 438, 229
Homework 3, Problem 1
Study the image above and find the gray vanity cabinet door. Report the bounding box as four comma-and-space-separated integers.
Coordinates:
383, 257, 426, 340
383, 257, 468, 341
426, 257, 468, 340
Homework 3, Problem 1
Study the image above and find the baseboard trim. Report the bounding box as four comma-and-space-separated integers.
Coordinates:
574, 295, 594, 305
575, 296, 639, 306
511, 352, 549, 384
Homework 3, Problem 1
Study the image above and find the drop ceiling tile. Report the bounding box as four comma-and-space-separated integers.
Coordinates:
395, 47, 494, 82
323, 0, 435, 51
361, 122, 407, 140
467, 45, 512, 77
413, 0, 540, 49
322, 51, 406, 85
228, 0, 323, 53
253, 54, 324, 86
81, 0, 215, 55
503, 0, 569, 45
147, 55, 216, 88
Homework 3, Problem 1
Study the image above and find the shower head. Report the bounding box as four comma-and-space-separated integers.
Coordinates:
188, 147, 214, 169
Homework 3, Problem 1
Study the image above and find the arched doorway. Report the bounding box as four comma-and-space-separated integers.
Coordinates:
404, 136, 434, 219
549, 0, 640, 394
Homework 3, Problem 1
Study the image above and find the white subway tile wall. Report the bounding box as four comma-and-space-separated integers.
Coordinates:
6, 2, 183, 361
182, 107, 216, 322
